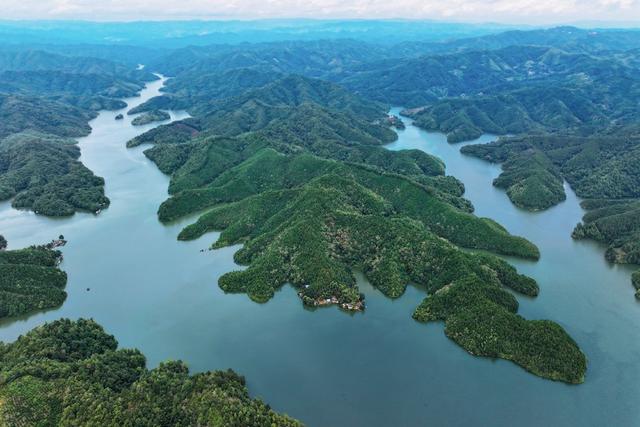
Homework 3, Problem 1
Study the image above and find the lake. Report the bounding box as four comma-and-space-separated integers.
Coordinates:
0, 82, 638, 426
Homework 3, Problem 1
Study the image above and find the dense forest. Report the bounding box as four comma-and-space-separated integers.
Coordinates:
125, 61, 588, 382
131, 109, 170, 126
633, 271, 640, 297
343, 45, 640, 127
461, 139, 565, 210
462, 135, 640, 210
0, 240, 67, 319
0, 319, 301, 426
573, 199, 640, 265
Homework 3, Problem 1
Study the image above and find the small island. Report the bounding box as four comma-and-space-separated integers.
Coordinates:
115, 113, 124, 120
131, 109, 170, 126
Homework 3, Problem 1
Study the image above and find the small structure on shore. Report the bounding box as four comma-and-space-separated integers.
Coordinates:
298, 291, 365, 312
385, 114, 405, 130
45, 236, 67, 250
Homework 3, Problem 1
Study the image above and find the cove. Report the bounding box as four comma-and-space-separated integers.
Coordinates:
0, 78, 639, 426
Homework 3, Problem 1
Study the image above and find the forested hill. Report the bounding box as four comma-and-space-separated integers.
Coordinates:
392, 26, 640, 56
147, 39, 392, 77
0, 49, 155, 78
127, 55, 588, 383
0, 319, 302, 426
0, 132, 110, 216
461, 135, 640, 211
133, 73, 390, 123
340, 44, 640, 113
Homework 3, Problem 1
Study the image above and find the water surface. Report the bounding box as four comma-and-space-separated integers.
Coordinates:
0, 86, 638, 426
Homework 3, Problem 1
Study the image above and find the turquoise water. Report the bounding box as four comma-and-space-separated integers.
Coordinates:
0, 81, 638, 426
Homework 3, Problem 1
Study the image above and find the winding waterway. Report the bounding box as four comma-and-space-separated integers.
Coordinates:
0, 81, 638, 426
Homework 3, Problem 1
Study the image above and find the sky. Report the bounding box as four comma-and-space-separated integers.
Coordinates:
1, 0, 640, 25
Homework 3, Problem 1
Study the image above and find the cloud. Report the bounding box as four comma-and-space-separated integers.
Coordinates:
1, 0, 639, 23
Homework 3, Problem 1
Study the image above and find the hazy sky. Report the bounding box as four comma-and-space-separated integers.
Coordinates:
2, 0, 640, 24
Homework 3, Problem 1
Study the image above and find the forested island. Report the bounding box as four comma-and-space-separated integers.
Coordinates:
131, 109, 170, 126
0, 319, 301, 426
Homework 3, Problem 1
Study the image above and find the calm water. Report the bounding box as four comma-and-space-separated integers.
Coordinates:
0, 81, 638, 426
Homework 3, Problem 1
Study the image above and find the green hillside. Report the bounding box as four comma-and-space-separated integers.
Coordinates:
0, 319, 301, 426
0, 243, 67, 319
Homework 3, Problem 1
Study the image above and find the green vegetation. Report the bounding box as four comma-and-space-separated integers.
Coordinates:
0, 70, 143, 112
461, 139, 566, 211
0, 235, 6, 250
491, 151, 565, 211
132, 77, 460, 203
464, 126, 640, 286
131, 109, 170, 126
413, 276, 586, 383
0, 243, 67, 319
0, 54, 156, 136
169, 149, 537, 258
405, 84, 613, 143
463, 135, 640, 211
0, 93, 93, 139
573, 199, 640, 265
0, 132, 109, 216
342, 45, 640, 126
127, 119, 202, 148
572, 197, 640, 298
0, 319, 302, 426
177, 165, 538, 298
464, 135, 640, 299
632, 271, 640, 298
128, 68, 283, 115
